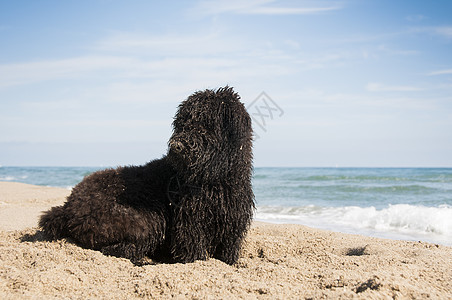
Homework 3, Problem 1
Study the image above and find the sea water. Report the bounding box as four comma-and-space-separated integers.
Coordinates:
253, 168, 452, 246
1, 166, 451, 246
0, 166, 102, 190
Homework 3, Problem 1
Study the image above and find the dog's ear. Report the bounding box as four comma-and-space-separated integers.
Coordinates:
222, 105, 251, 143
215, 87, 252, 148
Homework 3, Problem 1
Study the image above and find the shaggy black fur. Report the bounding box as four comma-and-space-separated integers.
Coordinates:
39, 86, 254, 265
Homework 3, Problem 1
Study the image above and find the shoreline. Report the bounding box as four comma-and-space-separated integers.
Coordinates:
254, 217, 452, 247
1, 182, 451, 298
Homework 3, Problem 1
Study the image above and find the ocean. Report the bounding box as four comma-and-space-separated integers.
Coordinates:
1, 166, 451, 246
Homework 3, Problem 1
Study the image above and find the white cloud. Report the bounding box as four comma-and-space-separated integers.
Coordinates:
427, 69, 452, 76
0, 115, 170, 143
408, 26, 452, 39
0, 56, 135, 88
244, 5, 341, 15
195, 0, 341, 15
0, 29, 300, 89
95, 31, 245, 56
283, 39, 300, 50
376, 45, 419, 56
295, 89, 437, 111
433, 26, 452, 38
405, 14, 427, 22
0, 54, 246, 88
366, 82, 422, 92
196, 0, 272, 15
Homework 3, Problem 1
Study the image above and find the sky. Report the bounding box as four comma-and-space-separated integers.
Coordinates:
1, 0, 452, 167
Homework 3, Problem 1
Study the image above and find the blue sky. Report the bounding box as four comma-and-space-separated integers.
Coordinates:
1, 0, 452, 167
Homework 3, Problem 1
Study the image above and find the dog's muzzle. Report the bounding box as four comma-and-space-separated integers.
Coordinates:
169, 140, 185, 153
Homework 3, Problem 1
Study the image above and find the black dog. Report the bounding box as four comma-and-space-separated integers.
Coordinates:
39, 86, 254, 265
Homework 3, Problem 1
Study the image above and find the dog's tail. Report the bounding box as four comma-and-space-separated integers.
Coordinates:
39, 205, 69, 240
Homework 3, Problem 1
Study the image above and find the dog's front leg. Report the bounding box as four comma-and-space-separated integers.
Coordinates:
170, 203, 209, 263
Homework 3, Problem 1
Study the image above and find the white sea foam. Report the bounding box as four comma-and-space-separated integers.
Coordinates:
255, 204, 452, 246
0, 175, 28, 181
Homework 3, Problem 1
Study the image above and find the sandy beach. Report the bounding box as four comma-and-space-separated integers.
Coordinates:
0, 182, 451, 299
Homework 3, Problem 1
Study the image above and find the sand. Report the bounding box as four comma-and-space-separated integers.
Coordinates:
0, 182, 451, 299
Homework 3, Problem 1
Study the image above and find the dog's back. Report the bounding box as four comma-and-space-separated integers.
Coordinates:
39, 158, 175, 263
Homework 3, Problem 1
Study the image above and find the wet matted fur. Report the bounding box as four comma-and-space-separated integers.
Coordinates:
39, 86, 254, 265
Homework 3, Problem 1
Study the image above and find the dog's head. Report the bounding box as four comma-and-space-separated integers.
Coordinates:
168, 86, 253, 182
